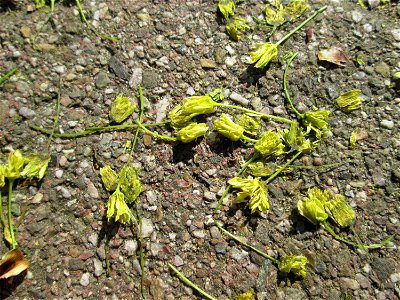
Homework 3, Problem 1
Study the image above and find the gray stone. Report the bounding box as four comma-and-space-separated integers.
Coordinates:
391, 28, 400, 41
129, 68, 143, 90
141, 218, 154, 238
123, 240, 138, 256
80, 273, 90, 287
351, 10, 364, 23
192, 229, 206, 238
375, 61, 391, 77
341, 277, 360, 290
68, 86, 84, 99
380, 119, 394, 129
93, 258, 103, 277
204, 191, 216, 201
229, 92, 249, 106
19, 107, 35, 118
109, 56, 129, 80
95, 71, 110, 88
173, 255, 184, 267
368, 0, 380, 8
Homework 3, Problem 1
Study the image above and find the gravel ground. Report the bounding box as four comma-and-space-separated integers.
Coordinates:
0, 0, 399, 299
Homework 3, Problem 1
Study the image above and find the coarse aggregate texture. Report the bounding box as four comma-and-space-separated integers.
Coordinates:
0, 0, 399, 299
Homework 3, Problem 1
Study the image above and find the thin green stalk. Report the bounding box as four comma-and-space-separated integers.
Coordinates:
241, 135, 258, 143
215, 103, 293, 124
75, 0, 119, 42
265, 151, 302, 184
0, 68, 17, 86
276, 5, 328, 46
214, 220, 279, 264
322, 221, 393, 249
29, 121, 170, 139
8, 179, 17, 249
214, 152, 259, 213
283, 52, 303, 118
136, 122, 177, 142
168, 263, 218, 300
105, 237, 112, 277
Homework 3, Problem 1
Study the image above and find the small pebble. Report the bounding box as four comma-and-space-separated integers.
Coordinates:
229, 92, 249, 106
123, 240, 138, 256
93, 258, 103, 277
19, 107, 35, 119
380, 119, 394, 129
351, 10, 364, 23
141, 218, 154, 238
80, 273, 90, 287
225, 56, 236, 67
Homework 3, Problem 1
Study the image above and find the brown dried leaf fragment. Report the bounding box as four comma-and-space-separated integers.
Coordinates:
317, 47, 349, 66
0, 248, 29, 279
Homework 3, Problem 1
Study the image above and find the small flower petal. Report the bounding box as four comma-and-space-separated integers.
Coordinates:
175, 123, 208, 143
100, 165, 119, 192
254, 130, 284, 157
278, 255, 307, 278
249, 42, 279, 69
214, 114, 245, 141
109, 94, 136, 123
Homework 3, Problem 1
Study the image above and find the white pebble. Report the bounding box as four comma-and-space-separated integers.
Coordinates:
80, 273, 90, 287
380, 119, 394, 129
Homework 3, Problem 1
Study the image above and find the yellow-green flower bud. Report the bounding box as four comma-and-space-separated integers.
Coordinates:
175, 123, 209, 143
106, 187, 134, 224
278, 255, 307, 278
335, 89, 362, 112
226, 17, 249, 41
325, 194, 355, 228
168, 95, 217, 128
4, 150, 24, 181
247, 161, 275, 177
214, 114, 245, 141
20, 154, 50, 180
349, 129, 357, 149
303, 110, 330, 130
249, 42, 279, 69
218, 0, 235, 19
297, 187, 329, 225
235, 114, 260, 135
109, 94, 136, 123
0, 165, 5, 188
100, 165, 119, 192
228, 177, 269, 213
284, 0, 309, 21
235, 288, 254, 300
118, 165, 141, 203
254, 130, 284, 157
264, 1, 285, 26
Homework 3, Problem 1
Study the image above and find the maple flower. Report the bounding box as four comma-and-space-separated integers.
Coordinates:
297, 187, 329, 225
278, 255, 307, 278
228, 177, 269, 213
175, 123, 209, 143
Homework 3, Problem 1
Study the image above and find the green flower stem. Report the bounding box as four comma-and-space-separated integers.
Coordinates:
283, 52, 303, 118
8, 179, 17, 249
0, 67, 17, 86
276, 5, 328, 46
265, 151, 302, 185
241, 135, 258, 143
136, 121, 177, 142
75, 0, 119, 42
168, 263, 218, 300
128, 85, 146, 164
215, 103, 293, 124
214, 152, 259, 213
214, 220, 279, 264
29, 121, 170, 138
322, 221, 393, 249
